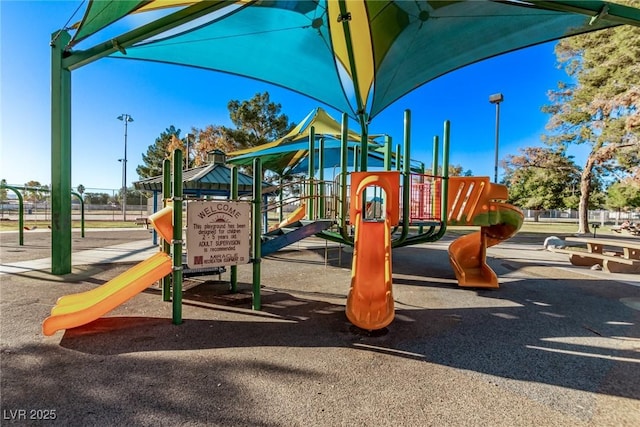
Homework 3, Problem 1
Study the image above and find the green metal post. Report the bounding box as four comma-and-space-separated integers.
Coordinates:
71, 191, 85, 238
398, 110, 411, 244
252, 158, 262, 310
307, 126, 315, 220
51, 30, 72, 275
384, 135, 392, 171
230, 166, 239, 292
278, 175, 284, 223
339, 113, 351, 242
359, 114, 368, 172
432, 135, 440, 221
353, 146, 359, 172
442, 121, 451, 225
1, 185, 24, 245
318, 137, 325, 218
162, 159, 171, 301
172, 150, 183, 325
395, 144, 402, 171
432, 136, 440, 175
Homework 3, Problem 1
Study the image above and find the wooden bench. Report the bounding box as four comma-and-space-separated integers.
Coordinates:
134, 217, 150, 229
549, 237, 640, 274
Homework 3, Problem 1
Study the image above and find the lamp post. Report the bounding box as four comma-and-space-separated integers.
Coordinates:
117, 114, 133, 221
489, 93, 503, 183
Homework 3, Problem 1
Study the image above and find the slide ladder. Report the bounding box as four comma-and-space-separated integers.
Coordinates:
447, 177, 523, 288
42, 206, 174, 336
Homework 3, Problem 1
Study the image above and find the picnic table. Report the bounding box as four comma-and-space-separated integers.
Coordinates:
550, 236, 640, 274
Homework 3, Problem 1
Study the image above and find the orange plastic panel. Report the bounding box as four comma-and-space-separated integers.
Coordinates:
149, 205, 174, 242
349, 171, 400, 225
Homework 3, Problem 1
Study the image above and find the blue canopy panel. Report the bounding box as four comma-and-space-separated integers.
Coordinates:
110, 1, 355, 116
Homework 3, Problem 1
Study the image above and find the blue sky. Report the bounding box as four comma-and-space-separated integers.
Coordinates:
1, 1, 576, 192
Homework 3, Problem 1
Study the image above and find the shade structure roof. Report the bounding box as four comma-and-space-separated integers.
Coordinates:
66, 1, 640, 121
226, 107, 396, 175
133, 162, 274, 196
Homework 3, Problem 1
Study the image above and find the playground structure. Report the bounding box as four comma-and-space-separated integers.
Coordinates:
0, 184, 87, 245
43, 111, 523, 335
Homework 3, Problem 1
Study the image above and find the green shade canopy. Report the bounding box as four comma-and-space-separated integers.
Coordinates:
66, 0, 640, 121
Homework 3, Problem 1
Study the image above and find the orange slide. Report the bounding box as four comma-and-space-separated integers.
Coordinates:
447, 177, 523, 288
42, 205, 175, 336
346, 172, 399, 330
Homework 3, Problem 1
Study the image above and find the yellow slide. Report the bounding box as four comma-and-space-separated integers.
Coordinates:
269, 203, 306, 231
42, 252, 172, 336
447, 177, 523, 288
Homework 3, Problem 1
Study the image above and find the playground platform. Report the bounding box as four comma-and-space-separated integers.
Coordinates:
1, 228, 639, 426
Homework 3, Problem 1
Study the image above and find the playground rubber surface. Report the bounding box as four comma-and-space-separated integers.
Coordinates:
1, 228, 639, 426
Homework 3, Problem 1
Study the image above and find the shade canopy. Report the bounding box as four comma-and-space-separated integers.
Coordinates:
66, 1, 640, 122
226, 107, 398, 175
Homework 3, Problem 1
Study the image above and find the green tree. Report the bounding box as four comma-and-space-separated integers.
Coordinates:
225, 92, 294, 149
137, 126, 181, 179
502, 147, 582, 220
542, 23, 640, 234
24, 181, 47, 203
606, 178, 640, 212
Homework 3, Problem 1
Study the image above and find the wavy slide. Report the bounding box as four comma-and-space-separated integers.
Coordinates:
345, 172, 399, 331
346, 215, 394, 330
42, 252, 172, 336
42, 205, 175, 336
447, 177, 523, 288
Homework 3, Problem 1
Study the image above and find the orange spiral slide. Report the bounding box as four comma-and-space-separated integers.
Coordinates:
446, 177, 523, 288
42, 206, 174, 336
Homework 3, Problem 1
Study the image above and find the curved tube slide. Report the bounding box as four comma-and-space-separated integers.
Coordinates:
448, 202, 523, 288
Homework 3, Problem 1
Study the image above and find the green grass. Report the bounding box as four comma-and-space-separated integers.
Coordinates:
0, 220, 140, 231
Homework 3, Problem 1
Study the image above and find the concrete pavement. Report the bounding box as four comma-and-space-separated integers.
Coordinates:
1, 228, 639, 426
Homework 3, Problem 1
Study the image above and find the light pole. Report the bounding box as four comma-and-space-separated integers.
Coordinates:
489, 93, 503, 183
117, 114, 133, 221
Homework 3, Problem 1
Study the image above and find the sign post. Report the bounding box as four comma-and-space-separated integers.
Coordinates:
187, 201, 251, 268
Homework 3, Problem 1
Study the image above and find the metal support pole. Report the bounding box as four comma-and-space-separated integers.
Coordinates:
307, 126, 315, 220
230, 166, 239, 292
318, 137, 325, 218
172, 150, 183, 325
51, 30, 72, 275
442, 121, 451, 224
384, 135, 392, 171
118, 114, 133, 221
489, 93, 503, 183
493, 102, 501, 183
339, 113, 351, 242
162, 159, 171, 301
252, 158, 262, 310
398, 109, 411, 243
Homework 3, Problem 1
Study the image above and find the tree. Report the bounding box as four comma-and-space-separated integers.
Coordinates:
76, 184, 85, 196
190, 125, 238, 167
137, 126, 181, 179
23, 181, 47, 203
606, 178, 640, 213
225, 92, 294, 149
542, 23, 640, 233
502, 147, 582, 220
